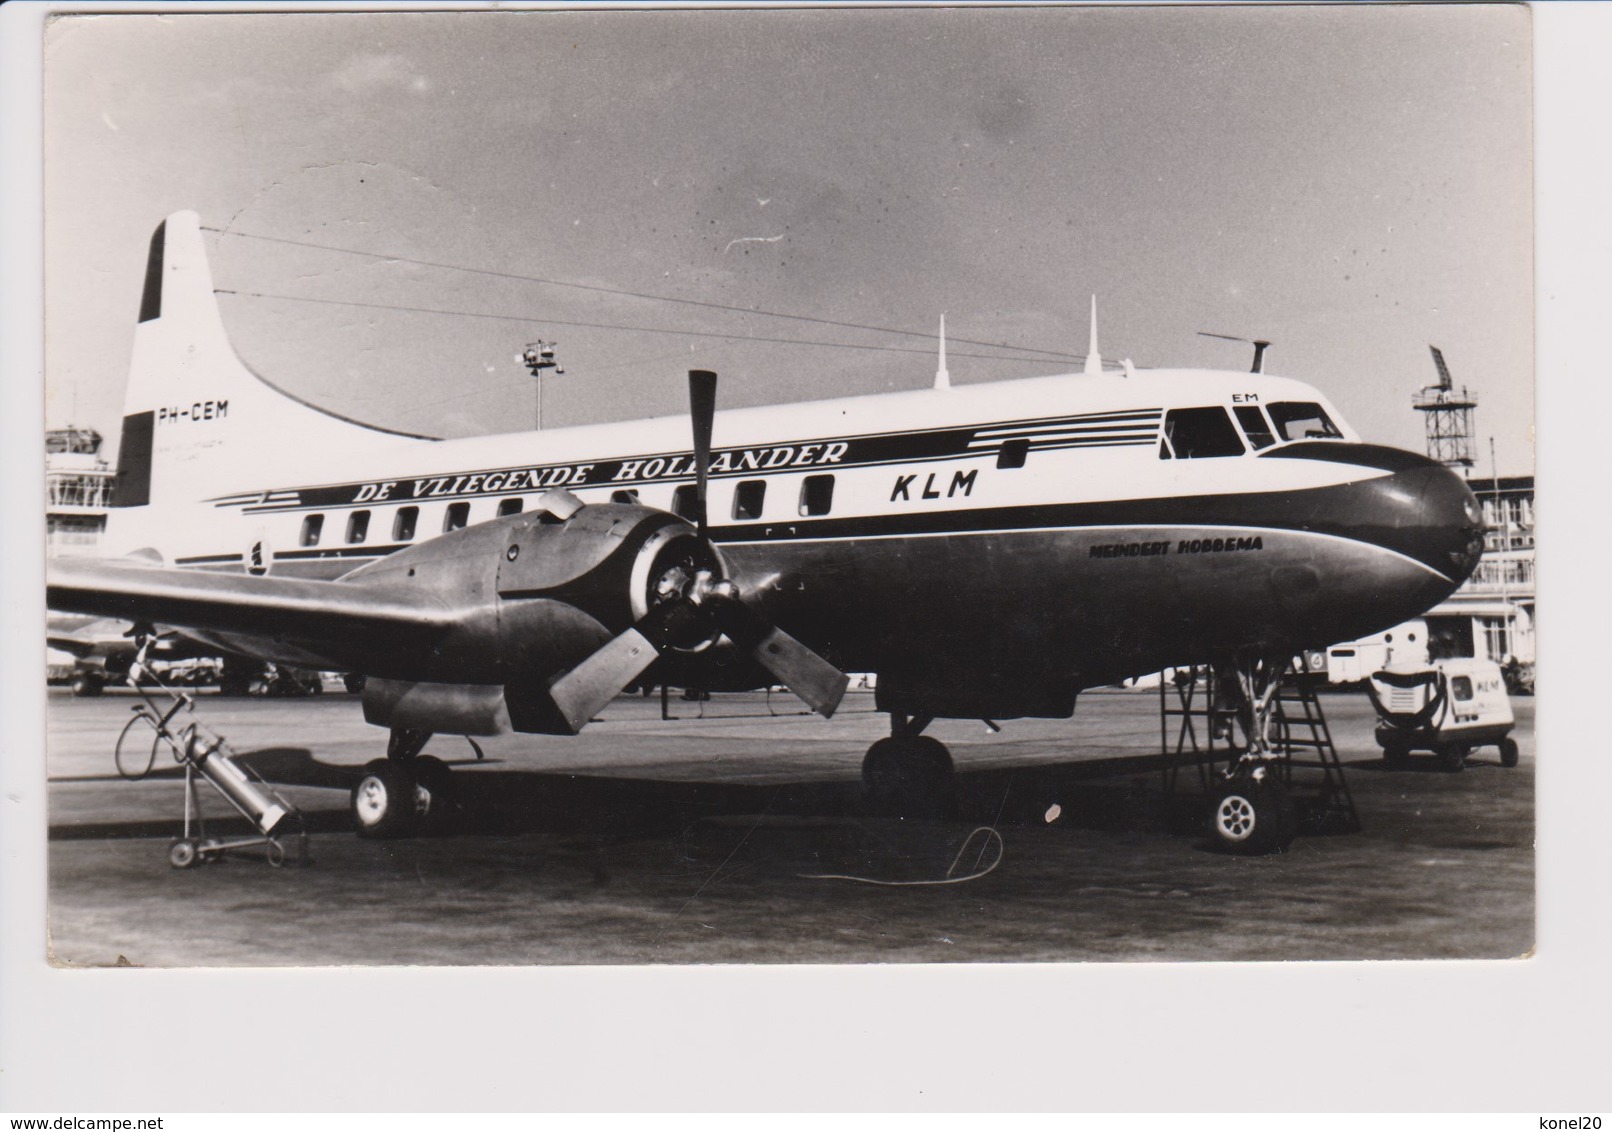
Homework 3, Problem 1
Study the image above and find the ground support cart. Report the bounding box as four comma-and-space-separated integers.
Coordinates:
1367, 657, 1518, 773
114, 662, 308, 868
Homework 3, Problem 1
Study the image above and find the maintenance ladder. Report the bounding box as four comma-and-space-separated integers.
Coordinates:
1160, 666, 1360, 834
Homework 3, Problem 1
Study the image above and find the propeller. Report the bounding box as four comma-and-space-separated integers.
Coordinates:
544, 369, 849, 733
688, 368, 717, 539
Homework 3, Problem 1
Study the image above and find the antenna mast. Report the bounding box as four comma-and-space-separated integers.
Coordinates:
1083, 296, 1102, 375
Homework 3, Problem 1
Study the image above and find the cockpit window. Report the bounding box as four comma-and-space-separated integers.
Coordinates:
1234, 405, 1277, 450
1268, 402, 1343, 441
1160, 406, 1246, 459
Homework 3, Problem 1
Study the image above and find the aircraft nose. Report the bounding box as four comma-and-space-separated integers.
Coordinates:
1264, 442, 1486, 587
1385, 458, 1486, 584
1318, 448, 1486, 586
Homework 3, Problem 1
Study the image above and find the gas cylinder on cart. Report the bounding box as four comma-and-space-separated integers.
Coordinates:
187, 726, 288, 834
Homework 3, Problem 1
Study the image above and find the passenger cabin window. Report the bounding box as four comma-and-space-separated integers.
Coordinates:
300, 514, 324, 547
1159, 407, 1246, 459
497, 497, 524, 518
671, 484, 700, 521
733, 479, 766, 521
1267, 402, 1343, 442
1234, 406, 1277, 450
997, 439, 1030, 469
800, 474, 835, 517
443, 501, 470, 532
346, 510, 371, 544
393, 506, 419, 542
1450, 675, 1474, 702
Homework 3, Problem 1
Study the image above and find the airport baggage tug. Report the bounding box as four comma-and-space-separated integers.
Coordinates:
1367, 657, 1519, 773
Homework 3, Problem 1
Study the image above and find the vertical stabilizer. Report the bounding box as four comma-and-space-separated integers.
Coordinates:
110, 212, 437, 526
1083, 295, 1102, 375
933, 314, 951, 389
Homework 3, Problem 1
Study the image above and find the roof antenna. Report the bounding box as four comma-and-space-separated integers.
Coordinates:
1198, 331, 1271, 374
934, 314, 951, 390
1084, 295, 1102, 375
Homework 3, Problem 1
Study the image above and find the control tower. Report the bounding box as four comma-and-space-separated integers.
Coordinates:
45, 426, 114, 557
1413, 345, 1477, 472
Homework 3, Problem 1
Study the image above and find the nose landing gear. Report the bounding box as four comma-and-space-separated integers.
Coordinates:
1209, 765, 1297, 855
1182, 655, 1356, 855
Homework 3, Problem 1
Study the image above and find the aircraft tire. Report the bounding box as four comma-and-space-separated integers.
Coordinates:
1436, 743, 1469, 774
71, 674, 104, 697
352, 760, 421, 838
862, 735, 957, 820
1208, 774, 1296, 855
1498, 737, 1520, 769
168, 839, 200, 869
411, 755, 457, 827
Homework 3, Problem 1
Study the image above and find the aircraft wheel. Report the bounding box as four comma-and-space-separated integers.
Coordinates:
343, 673, 367, 694
71, 673, 104, 697
1208, 773, 1296, 855
1382, 743, 1411, 770
862, 735, 957, 819
411, 755, 457, 826
352, 760, 421, 838
1498, 737, 1520, 769
168, 839, 200, 869
1436, 743, 1469, 774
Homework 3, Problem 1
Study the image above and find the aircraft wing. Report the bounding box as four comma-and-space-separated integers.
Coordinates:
46, 558, 458, 650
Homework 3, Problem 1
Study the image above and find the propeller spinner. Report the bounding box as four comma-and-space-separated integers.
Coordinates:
545, 370, 849, 732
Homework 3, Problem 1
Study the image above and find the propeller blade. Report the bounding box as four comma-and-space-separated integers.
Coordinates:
711, 593, 848, 718
749, 625, 850, 718
544, 599, 706, 733
688, 369, 717, 539
545, 628, 661, 734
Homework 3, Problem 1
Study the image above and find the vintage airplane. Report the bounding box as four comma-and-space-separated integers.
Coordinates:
46, 211, 1487, 853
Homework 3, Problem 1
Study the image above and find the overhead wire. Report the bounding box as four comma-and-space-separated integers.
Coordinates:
213, 288, 1086, 365
201, 224, 1091, 364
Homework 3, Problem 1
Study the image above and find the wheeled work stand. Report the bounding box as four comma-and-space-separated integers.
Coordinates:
1161, 662, 1359, 852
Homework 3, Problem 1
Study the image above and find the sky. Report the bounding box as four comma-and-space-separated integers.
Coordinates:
43, 5, 1534, 472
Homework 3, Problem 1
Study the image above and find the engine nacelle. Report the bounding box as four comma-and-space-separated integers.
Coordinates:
344, 496, 726, 732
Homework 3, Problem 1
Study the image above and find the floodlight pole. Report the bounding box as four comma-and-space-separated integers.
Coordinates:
519, 340, 563, 431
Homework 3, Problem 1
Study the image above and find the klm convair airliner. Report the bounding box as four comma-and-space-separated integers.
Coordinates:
47, 212, 1486, 853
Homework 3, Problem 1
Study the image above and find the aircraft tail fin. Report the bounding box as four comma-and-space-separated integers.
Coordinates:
111, 211, 437, 516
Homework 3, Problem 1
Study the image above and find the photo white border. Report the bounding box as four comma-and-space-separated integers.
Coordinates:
2, 1, 1605, 1112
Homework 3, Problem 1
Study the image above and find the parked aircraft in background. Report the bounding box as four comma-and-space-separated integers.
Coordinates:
47, 212, 1485, 852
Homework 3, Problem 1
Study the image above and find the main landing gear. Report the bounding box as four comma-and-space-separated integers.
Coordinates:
862, 714, 958, 819
351, 728, 469, 838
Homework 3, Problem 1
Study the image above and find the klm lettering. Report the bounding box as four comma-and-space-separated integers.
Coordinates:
890, 469, 978, 502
